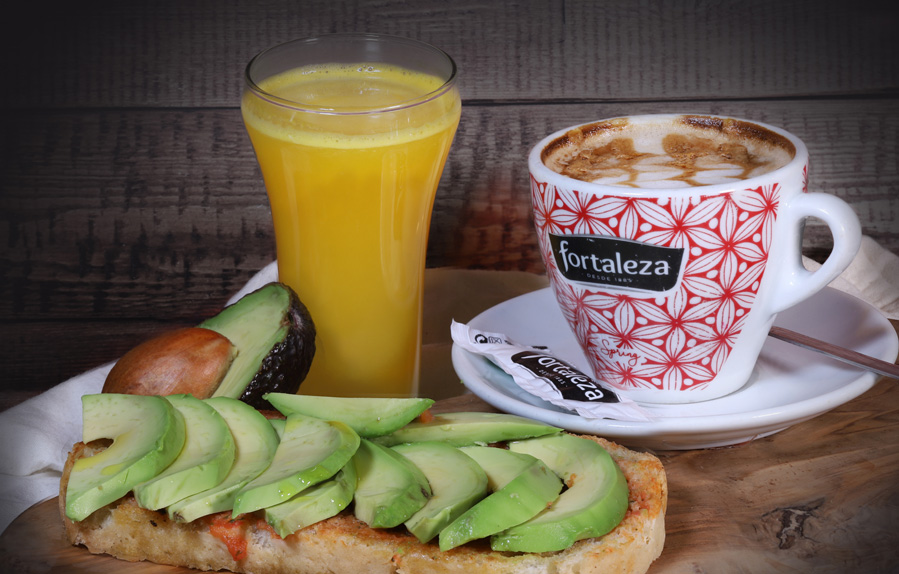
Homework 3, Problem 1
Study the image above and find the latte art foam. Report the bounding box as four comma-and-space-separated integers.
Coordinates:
542, 116, 795, 188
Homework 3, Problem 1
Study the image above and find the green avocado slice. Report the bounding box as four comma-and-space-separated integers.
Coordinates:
204, 283, 316, 409
268, 417, 286, 439
232, 414, 360, 516
373, 412, 561, 447
492, 434, 630, 552
264, 461, 358, 538
65, 394, 186, 522
264, 393, 434, 438
392, 441, 488, 543
166, 397, 279, 523
352, 439, 431, 529
438, 447, 562, 551
133, 394, 236, 510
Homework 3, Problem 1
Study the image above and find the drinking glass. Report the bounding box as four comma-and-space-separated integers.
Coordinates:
242, 34, 461, 397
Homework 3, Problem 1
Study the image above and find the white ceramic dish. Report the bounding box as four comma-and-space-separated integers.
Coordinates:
452, 286, 898, 450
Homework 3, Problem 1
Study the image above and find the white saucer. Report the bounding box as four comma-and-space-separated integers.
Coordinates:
452, 286, 898, 450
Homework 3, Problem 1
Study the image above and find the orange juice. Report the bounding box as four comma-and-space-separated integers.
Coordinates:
242, 63, 460, 397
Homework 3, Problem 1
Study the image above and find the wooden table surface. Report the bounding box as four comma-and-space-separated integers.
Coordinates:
1, 2, 898, 572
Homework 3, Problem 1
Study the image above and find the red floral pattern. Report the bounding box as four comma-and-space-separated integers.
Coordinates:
533, 175, 781, 392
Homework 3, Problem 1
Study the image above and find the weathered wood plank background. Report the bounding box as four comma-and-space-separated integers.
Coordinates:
2, 0, 898, 396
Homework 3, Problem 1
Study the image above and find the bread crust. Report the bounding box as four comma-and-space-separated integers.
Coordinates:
60, 434, 667, 574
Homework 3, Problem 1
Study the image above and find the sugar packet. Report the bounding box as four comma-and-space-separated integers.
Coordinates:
452, 320, 654, 422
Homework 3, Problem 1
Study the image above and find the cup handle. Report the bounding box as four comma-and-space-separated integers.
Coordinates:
769, 192, 862, 314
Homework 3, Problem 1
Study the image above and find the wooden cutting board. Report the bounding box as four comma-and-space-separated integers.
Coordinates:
3, 386, 899, 573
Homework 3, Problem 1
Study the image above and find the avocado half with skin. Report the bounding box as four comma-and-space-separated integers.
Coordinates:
104, 283, 316, 410
203, 283, 316, 409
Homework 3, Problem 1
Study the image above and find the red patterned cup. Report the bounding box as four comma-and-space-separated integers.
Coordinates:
529, 115, 861, 403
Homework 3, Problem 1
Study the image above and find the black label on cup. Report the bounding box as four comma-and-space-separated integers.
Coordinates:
549, 234, 685, 292
511, 351, 620, 404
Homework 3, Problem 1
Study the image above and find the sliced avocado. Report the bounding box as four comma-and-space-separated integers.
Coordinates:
232, 414, 360, 516
264, 393, 434, 438
133, 394, 236, 510
352, 439, 431, 529
66, 394, 186, 521
438, 447, 562, 551
264, 461, 358, 538
268, 417, 286, 439
392, 441, 488, 543
373, 412, 562, 447
204, 283, 315, 409
167, 397, 279, 523
492, 434, 630, 552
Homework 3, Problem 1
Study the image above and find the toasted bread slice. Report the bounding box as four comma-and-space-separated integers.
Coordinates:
60, 434, 667, 574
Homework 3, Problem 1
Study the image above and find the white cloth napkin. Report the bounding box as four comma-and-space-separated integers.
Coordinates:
803, 236, 899, 320
0, 363, 112, 533
1, 239, 897, 534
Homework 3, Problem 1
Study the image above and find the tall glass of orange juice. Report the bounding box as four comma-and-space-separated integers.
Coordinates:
241, 34, 461, 397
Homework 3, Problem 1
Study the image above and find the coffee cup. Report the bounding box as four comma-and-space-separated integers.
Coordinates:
529, 114, 861, 404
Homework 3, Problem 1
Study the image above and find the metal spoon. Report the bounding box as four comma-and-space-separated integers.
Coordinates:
768, 326, 899, 380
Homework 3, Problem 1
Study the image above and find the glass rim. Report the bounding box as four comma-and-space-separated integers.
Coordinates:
243, 33, 459, 116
